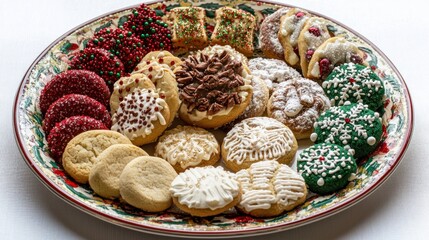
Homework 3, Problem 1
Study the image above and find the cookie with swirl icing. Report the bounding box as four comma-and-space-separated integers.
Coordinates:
222, 117, 298, 172
267, 78, 331, 139
155, 125, 220, 172
111, 88, 170, 146
236, 160, 307, 217
259, 7, 289, 59
297, 143, 357, 195
170, 166, 241, 217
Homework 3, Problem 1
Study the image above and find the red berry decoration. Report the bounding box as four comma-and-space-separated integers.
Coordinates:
295, 12, 305, 18
47, 116, 108, 159
308, 27, 321, 37
350, 54, 363, 64
39, 70, 110, 114
42, 94, 111, 134
305, 49, 315, 61
87, 28, 147, 73
122, 4, 172, 52
69, 48, 125, 89
319, 58, 331, 77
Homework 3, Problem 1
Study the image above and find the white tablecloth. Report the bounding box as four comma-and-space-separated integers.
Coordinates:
1, 0, 427, 239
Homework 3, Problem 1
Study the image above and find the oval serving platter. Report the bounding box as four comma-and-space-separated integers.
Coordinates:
13, 0, 413, 238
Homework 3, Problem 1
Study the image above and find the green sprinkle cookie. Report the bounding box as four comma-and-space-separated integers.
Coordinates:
298, 143, 357, 195
322, 63, 385, 111
310, 102, 383, 159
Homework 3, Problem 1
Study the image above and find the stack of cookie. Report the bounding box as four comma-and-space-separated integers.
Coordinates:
37, 3, 388, 218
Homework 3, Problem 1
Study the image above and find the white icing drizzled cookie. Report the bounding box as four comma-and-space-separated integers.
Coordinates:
170, 166, 241, 217
222, 117, 298, 172
155, 125, 220, 172
236, 160, 307, 217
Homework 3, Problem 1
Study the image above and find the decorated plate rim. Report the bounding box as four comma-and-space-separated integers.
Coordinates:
13, 0, 414, 237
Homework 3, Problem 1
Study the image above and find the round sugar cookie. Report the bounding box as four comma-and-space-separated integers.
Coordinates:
62, 130, 132, 184
310, 102, 383, 159
323, 63, 385, 111
111, 88, 170, 146
297, 143, 357, 195
259, 7, 289, 59
267, 78, 331, 139
155, 125, 220, 172
236, 160, 307, 217
222, 117, 298, 172
88, 144, 148, 199
170, 166, 241, 217
119, 156, 177, 212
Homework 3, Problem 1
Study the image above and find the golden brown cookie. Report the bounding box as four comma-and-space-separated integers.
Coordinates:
267, 78, 331, 139
236, 160, 307, 217
166, 7, 208, 51
62, 130, 132, 184
259, 7, 289, 59
119, 156, 177, 212
175, 45, 253, 129
211, 7, 256, 57
155, 125, 220, 172
278, 8, 311, 68
307, 37, 366, 80
222, 117, 298, 172
298, 17, 331, 77
88, 144, 148, 199
170, 166, 241, 217
110, 88, 170, 146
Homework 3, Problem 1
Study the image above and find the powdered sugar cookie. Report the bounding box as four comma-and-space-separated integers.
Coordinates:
176, 47, 253, 128
111, 88, 170, 146
109, 74, 156, 114
248, 57, 301, 93
62, 130, 132, 184
278, 8, 311, 68
155, 125, 220, 172
259, 7, 289, 59
222, 117, 298, 172
89, 144, 148, 199
298, 17, 331, 77
307, 37, 366, 80
120, 156, 177, 212
170, 166, 241, 217
267, 78, 331, 139
236, 160, 307, 217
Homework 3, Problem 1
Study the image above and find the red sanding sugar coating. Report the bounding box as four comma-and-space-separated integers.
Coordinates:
69, 48, 125, 88
42, 94, 111, 134
87, 28, 147, 73
47, 116, 108, 159
122, 4, 172, 52
39, 70, 110, 114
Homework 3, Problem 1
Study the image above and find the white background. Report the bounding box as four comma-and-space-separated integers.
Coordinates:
1, 0, 427, 239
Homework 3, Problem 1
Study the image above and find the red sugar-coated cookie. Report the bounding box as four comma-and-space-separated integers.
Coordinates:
47, 116, 108, 159
39, 70, 110, 114
42, 94, 111, 134
87, 28, 147, 73
69, 48, 125, 88
123, 4, 172, 52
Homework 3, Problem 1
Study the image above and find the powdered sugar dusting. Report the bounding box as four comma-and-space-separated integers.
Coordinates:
259, 7, 289, 59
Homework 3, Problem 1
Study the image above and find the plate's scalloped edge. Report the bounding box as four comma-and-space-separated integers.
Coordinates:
13, 0, 414, 238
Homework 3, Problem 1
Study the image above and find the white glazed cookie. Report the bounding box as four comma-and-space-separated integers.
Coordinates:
298, 17, 331, 77
267, 78, 331, 139
236, 160, 307, 217
155, 125, 220, 172
278, 8, 311, 68
221, 117, 298, 172
259, 7, 289, 59
111, 88, 170, 146
119, 156, 177, 212
170, 166, 241, 217
88, 144, 148, 199
307, 37, 366, 80
248, 57, 301, 93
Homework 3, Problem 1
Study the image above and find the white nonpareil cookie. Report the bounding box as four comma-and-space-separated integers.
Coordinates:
222, 117, 298, 172
155, 125, 220, 172
236, 160, 307, 217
